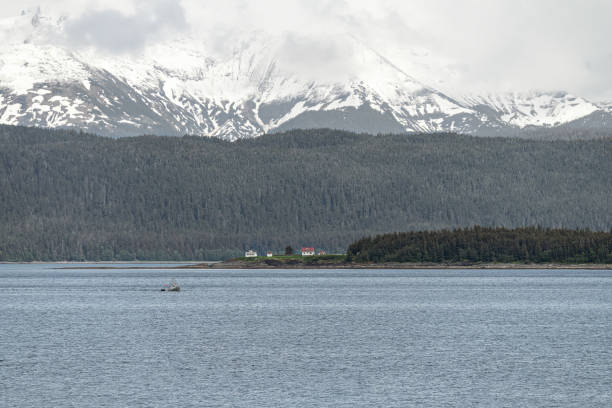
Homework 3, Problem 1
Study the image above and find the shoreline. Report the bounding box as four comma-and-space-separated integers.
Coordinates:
53, 261, 612, 270
185, 261, 612, 270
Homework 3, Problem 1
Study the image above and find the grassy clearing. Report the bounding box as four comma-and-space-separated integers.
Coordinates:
234, 254, 347, 263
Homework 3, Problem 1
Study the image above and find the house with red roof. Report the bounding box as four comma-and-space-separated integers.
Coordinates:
301, 247, 315, 256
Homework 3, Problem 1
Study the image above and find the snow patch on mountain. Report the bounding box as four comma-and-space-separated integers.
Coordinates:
460, 92, 599, 128
0, 8, 607, 140
597, 101, 612, 113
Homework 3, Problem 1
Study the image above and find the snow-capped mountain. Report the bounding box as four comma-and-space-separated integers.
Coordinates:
0, 8, 609, 140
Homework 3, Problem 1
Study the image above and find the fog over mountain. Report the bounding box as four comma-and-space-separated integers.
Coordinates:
1, 2, 611, 139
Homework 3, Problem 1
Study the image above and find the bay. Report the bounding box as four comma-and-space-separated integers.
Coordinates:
1, 264, 611, 407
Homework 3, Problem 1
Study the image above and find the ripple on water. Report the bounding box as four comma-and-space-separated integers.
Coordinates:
1, 264, 611, 407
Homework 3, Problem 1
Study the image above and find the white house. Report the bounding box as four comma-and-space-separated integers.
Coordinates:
245, 250, 258, 257
266, 251, 273, 257
301, 247, 315, 256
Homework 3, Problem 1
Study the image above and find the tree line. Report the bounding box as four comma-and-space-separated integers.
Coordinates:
347, 226, 612, 264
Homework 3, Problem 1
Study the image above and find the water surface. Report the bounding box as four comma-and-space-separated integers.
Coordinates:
1, 264, 611, 407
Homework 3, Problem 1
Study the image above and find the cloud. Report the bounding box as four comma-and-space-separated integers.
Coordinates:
63, 0, 185, 53
273, 33, 362, 82
383, 0, 612, 99
4, 0, 612, 99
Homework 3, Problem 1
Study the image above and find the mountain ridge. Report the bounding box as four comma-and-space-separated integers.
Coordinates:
0, 8, 610, 140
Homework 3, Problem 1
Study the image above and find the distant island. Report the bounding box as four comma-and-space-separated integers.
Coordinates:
185, 227, 612, 269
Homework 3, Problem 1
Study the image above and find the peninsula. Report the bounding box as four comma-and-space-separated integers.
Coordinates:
188, 227, 612, 269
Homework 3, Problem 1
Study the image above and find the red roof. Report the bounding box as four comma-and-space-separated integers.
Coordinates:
301, 247, 315, 252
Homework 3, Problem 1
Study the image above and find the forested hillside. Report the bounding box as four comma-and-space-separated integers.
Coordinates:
0, 125, 610, 261
347, 227, 612, 264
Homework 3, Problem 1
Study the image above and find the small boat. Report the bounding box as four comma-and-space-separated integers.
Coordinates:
161, 279, 180, 292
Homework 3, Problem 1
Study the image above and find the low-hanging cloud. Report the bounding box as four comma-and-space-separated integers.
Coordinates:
180, 0, 612, 100
63, 0, 185, 53
5, 0, 612, 99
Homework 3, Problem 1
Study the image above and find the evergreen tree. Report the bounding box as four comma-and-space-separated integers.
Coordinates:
0, 125, 610, 261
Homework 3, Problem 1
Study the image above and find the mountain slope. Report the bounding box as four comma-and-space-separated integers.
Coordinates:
1, 126, 610, 260
0, 8, 609, 140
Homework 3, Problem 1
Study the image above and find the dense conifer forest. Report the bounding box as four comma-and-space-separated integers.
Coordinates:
347, 227, 612, 264
0, 125, 610, 261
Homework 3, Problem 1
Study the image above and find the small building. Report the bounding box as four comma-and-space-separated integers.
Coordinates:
301, 247, 315, 256
317, 250, 326, 255
245, 250, 258, 257
266, 251, 273, 257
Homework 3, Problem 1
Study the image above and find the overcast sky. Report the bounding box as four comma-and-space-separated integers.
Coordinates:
3, 0, 612, 100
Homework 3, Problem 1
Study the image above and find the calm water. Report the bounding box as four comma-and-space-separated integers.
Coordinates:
1, 264, 611, 407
